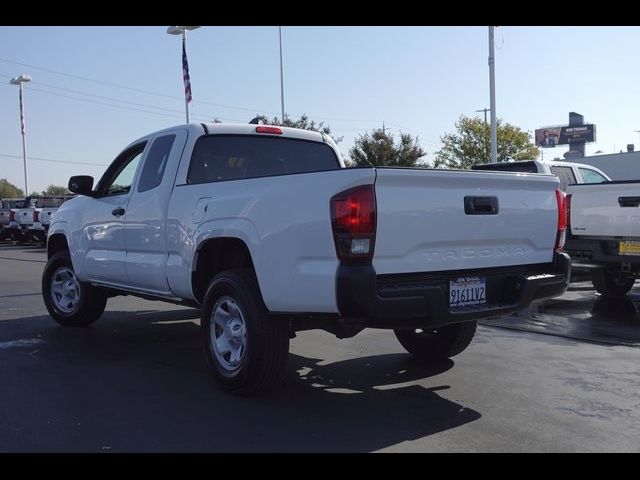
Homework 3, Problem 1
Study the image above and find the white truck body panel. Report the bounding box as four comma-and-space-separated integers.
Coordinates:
568, 182, 640, 238
373, 169, 559, 274
167, 167, 375, 312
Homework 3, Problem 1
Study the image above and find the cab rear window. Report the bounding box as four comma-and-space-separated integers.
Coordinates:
186, 135, 340, 184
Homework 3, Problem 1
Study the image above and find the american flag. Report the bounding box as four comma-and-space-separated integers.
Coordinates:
182, 37, 192, 104
19, 85, 25, 135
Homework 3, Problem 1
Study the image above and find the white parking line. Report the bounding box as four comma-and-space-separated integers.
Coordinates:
0, 339, 44, 349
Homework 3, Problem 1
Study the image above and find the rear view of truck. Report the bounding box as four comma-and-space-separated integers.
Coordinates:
336, 169, 571, 331
565, 181, 640, 297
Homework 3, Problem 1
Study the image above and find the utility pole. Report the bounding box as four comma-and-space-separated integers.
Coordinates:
279, 26, 286, 124
488, 26, 498, 163
476, 108, 490, 162
476, 108, 490, 125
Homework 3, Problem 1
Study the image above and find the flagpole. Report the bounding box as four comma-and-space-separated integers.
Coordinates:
279, 26, 285, 123
183, 30, 190, 124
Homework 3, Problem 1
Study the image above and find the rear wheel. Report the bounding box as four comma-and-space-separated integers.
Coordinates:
394, 321, 477, 361
201, 269, 289, 395
592, 269, 635, 298
42, 250, 107, 327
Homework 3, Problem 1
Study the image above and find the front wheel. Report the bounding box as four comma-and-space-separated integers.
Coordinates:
201, 269, 290, 396
42, 250, 107, 327
592, 269, 635, 298
394, 321, 477, 361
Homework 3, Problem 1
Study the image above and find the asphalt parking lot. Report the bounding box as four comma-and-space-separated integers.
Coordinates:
1, 242, 639, 452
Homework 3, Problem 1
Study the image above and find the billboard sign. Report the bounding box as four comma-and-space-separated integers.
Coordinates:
535, 124, 596, 148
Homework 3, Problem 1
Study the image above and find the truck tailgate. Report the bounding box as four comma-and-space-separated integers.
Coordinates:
568, 182, 640, 238
373, 169, 560, 274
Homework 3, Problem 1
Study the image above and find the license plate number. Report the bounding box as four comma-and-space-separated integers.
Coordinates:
449, 276, 486, 307
619, 241, 640, 256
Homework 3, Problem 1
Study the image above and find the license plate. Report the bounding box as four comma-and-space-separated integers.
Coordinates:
619, 241, 640, 256
449, 276, 486, 307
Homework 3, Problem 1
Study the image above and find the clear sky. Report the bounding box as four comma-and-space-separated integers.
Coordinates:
1, 26, 639, 193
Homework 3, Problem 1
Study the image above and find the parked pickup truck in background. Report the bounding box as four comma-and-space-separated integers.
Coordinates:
43, 122, 571, 395
565, 181, 640, 298
472, 159, 611, 190
0, 198, 25, 240
4, 197, 38, 241
30, 195, 75, 244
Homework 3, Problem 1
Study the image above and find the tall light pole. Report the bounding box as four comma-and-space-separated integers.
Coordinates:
10, 74, 31, 196
488, 26, 498, 163
279, 26, 286, 123
167, 26, 200, 123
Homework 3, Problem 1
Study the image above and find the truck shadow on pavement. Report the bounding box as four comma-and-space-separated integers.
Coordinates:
0, 308, 480, 452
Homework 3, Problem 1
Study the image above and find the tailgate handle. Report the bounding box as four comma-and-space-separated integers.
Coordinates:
464, 196, 498, 215
618, 196, 640, 207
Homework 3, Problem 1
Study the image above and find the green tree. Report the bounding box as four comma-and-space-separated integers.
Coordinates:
255, 114, 343, 143
0, 178, 24, 198
42, 185, 70, 196
432, 115, 539, 169
348, 128, 427, 167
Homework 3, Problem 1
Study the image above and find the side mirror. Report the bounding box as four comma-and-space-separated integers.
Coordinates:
68, 175, 95, 196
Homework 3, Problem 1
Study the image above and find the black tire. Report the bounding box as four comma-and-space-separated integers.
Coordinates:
592, 269, 635, 298
42, 250, 107, 327
394, 321, 477, 361
201, 269, 289, 396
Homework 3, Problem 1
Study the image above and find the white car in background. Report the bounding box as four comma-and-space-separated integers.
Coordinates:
472, 160, 611, 189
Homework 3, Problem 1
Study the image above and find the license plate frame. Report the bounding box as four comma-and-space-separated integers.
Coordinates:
449, 276, 486, 308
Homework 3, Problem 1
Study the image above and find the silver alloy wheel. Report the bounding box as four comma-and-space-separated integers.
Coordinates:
50, 267, 81, 313
210, 296, 247, 372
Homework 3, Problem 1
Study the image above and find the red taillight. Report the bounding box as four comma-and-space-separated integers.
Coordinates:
555, 189, 567, 251
8, 210, 15, 222
330, 184, 376, 264
255, 126, 282, 135
33, 210, 39, 222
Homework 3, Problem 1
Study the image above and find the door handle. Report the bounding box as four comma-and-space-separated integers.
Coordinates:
111, 207, 125, 217
464, 196, 499, 215
618, 196, 640, 207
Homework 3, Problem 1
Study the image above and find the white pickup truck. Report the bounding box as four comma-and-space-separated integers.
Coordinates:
43, 122, 570, 395
565, 181, 640, 297
0, 198, 25, 240
30, 195, 75, 244
472, 159, 611, 189
4, 197, 38, 241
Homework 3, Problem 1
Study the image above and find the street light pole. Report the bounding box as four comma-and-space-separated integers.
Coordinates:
10, 74, 31, 196
167, 26, 200, 123
279, 26, 286, 123
488, 26, 498, 163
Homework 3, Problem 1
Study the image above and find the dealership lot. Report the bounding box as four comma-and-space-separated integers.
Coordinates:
0, 242, 639, 452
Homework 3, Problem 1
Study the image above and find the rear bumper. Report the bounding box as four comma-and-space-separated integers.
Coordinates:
336, 252, 571, 329
565, 237, 640, 267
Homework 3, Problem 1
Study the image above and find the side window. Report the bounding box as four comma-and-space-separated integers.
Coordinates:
138, 135, 176, 192
99, 143, 146, 197
579, 167, 608, 184
549, 166, 577, 191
